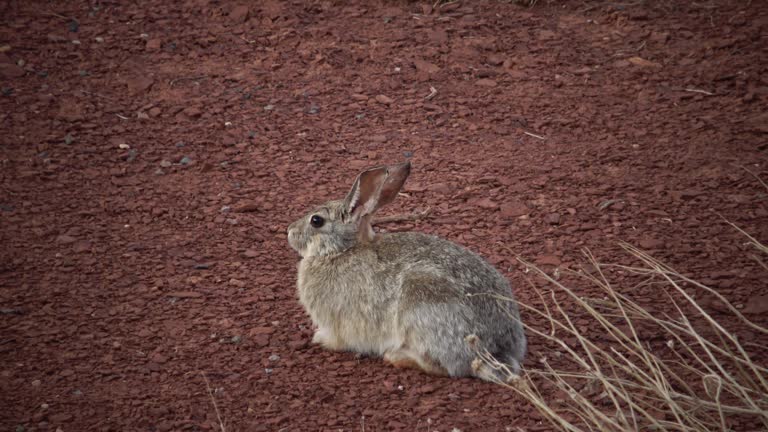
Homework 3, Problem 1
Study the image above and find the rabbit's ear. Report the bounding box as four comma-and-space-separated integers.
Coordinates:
343, 165, 389, 221
374, 161, 411, 211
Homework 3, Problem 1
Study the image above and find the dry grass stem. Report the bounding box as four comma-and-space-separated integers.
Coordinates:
476, 230, 768, 432
523, 131, 546, 140
201, 371, 227, 432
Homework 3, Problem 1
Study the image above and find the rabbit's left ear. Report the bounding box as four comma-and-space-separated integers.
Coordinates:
373, 161, 411, 212
343, 165, 389, 221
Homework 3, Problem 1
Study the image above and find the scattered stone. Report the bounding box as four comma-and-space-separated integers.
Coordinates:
56, 235, 77, 244
49, 413, 73, 423
638, 238, 664, 249
159, 160, 172, 168
268, 354, 281, 362
628, 57, 661, 68
472, 198, 499, 210
413, 59, 440, 74
56, 100, 85, 122
64, 134, 74, 145
535, 255, 561, 266
32, 379, 41, 387
476, 78, 497, 87
229, 278, 246, 288
546, 213, 561, 225
0, 63, 25, 79
234, 201, 259, 213
125, 76, 154, 94
250, 327, 275, 336
229, 5, 250, 23
145, 39, 162, 51
263, 104, 274, 111
743, 295, 768, 315
375, 94, 394, 105
500, 200, 529, 217
165, 291, 203, 299
179, 156, 192, 165
371, 134, 387, 143
182, 106, 201, 118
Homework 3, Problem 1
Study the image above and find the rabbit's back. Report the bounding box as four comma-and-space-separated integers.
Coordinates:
373, 232, 512, 296
372, 232, 525, 372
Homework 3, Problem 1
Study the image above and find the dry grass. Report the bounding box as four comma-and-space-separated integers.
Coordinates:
477, 230, 768, 432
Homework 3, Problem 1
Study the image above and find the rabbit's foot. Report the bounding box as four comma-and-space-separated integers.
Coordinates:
471, 357, 520, 383
312, 327, 344, 351
384, 347, 448, 376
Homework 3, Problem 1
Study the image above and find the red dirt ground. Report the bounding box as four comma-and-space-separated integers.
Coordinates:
1, 1, 767, 431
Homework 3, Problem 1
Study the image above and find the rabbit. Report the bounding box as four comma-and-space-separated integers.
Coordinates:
287, 161, 526, 382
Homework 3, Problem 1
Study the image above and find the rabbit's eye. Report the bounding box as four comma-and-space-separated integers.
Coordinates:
310, 215, 325, 228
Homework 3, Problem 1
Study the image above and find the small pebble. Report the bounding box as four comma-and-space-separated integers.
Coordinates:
179, 156, 192, 165
41, 403, 49, 409
264, 368, 273, 374
95, 37, 104, 43
32, 379, 41, 387
268, 354, 281, 362
64, 134, 74, 145
263, 104, 274, 111
231, 335, 242, 344
220, 206, 231, 213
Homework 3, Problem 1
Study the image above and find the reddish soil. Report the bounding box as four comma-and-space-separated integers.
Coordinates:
1, 1, 767, 431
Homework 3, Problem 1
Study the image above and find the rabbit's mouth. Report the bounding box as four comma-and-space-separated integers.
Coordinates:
287, 228, 305, 256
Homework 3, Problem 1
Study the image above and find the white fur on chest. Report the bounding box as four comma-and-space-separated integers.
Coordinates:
297, 258, 402, 355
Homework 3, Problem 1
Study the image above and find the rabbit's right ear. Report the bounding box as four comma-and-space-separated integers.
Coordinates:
343, 165, 389, 222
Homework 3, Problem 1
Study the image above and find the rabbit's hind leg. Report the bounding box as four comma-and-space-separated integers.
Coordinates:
384, 346, 448, 376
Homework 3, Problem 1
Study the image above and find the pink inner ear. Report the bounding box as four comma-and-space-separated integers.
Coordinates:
348, 167, 388, 217
375, 162, 411, 211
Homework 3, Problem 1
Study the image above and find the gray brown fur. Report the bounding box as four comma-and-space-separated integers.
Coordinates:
287, 162, 526, 382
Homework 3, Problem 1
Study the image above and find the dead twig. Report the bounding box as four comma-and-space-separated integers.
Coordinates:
424, 86, 438, 101
738, 165, 768, 192
684, 88, 715, 96
201, 371, 227, 432
524, 131, 546, 140
374, 208, 430, 224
